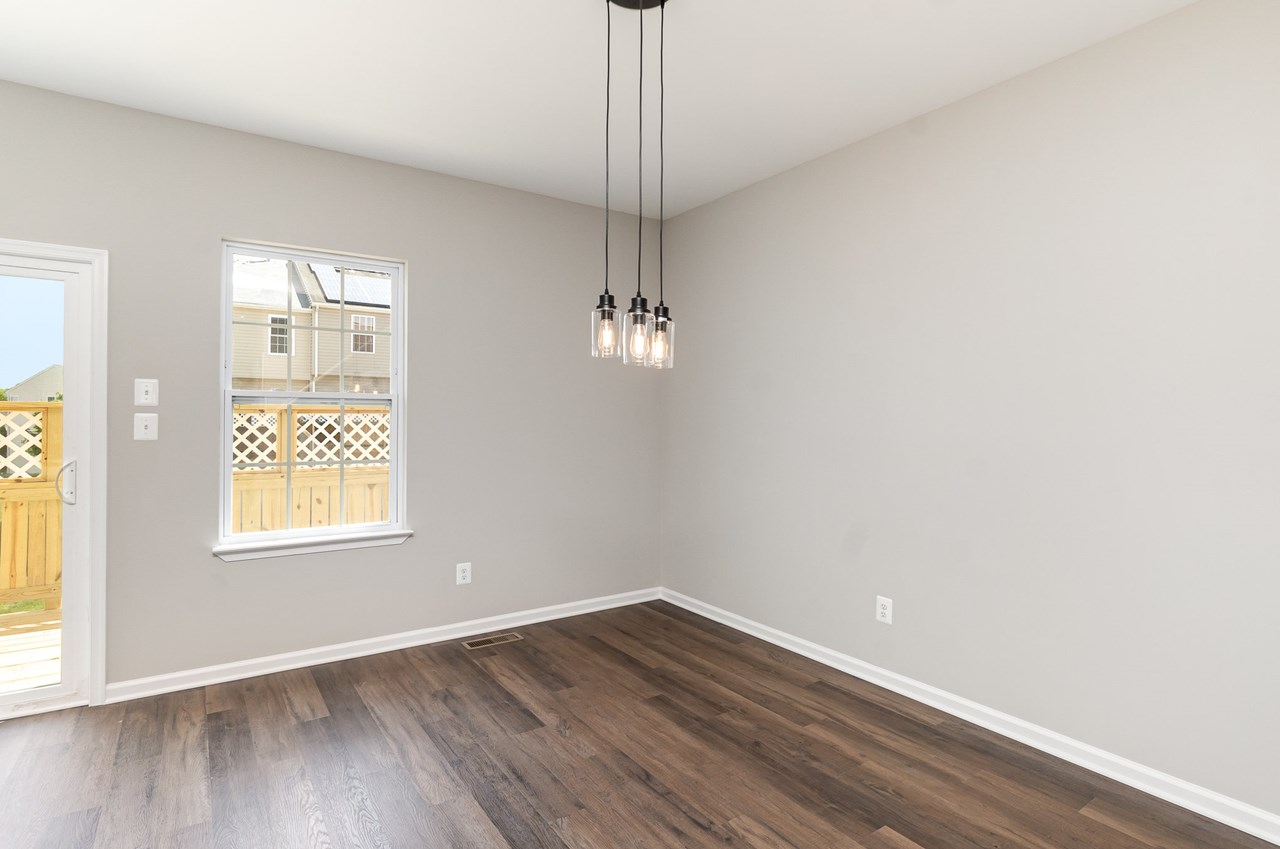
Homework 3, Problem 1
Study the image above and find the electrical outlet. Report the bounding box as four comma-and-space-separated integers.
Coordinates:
876, 595, 893, 625
456, 562, 472, 585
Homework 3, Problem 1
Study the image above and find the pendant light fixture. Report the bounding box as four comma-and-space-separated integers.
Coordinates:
591, 0, 674, 370
621, 0, 653, 366
647, 0, 674, 368
590, 1, 620, 358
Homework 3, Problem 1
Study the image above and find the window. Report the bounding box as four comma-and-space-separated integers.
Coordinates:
268, 315, 289, 354
216, 242, 409, 560
351, 315, 375, 353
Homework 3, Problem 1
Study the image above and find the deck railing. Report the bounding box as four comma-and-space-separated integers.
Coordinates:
0, 402, 63, 622
230, 402, 390, 533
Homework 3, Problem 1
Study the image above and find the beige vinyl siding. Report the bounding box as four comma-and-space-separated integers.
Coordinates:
312, 305, 391, 392
230, 304, 315, 391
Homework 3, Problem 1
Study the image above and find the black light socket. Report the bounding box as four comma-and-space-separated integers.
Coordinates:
596, 292, 617, 311
653, 304, 671, 321
628, 295, 650, 314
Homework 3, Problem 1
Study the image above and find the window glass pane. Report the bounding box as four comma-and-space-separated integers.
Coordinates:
284, 327, 316, 393
340, 319, 391, 393
293, 400, 392, 529
231, 254, 290, 310
232, 258, 393, 394
351, 315, 376, 354
269, 316, 289, 355
229, 398, 392, 535
230, 462, 290, 534
308, 329, 345, 393
340, 402, 391, 525
231, 255, 302, 391
230, 324, 315, 393
309, 264, 392, 311
230, 314, 287, 391
224, 244, 400, 545
305, 329, 392, 393
230, 406, 289, 533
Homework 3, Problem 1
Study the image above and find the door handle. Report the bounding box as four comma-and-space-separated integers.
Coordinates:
55, 460, 76, 506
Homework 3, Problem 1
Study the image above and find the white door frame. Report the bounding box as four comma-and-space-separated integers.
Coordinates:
0, 238, 107, 717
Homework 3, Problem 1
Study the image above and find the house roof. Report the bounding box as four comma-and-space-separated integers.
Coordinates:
7, 363, 63, 395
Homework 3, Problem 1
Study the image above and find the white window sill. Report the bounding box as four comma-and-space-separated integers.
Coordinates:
213, 529, 413, 562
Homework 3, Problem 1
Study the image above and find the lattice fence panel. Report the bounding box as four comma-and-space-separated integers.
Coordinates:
343, 412, 391, 465
295, 413, 342, 465
232, 406, 390, 468
295, 411, 390, 467
0, 410, 44, 479
232, 411, 279, 465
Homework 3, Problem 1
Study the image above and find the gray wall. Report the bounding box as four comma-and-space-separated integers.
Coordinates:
0, 79, 663, 683
661, 0, 1280, 814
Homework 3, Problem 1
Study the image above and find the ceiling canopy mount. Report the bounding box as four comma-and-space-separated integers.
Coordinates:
608, 0, 667, 10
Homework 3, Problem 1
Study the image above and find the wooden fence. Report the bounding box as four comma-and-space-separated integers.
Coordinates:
0, 402, 63, 630
230, 402, 390, 533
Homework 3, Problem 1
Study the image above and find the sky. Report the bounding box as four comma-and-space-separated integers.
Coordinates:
0, 275, 64, 390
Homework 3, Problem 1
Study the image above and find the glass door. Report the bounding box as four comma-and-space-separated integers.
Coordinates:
0, 272, 67, 699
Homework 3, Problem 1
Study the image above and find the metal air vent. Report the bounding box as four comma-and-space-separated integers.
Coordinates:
462, 633, 524, 650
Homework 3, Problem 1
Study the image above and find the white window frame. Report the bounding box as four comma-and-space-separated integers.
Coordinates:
351, 314, 376, 354
267, 314, 290, 355
215, 241, 411, 561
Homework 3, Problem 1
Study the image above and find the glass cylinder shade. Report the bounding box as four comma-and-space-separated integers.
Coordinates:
647, 314, 675, 369
591, 304, 620, 358
622, 301, 653, 366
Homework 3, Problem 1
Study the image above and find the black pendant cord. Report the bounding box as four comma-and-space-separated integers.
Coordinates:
635, 1, 644, 300
604, 0, 612, 296
658, 1, 665, 307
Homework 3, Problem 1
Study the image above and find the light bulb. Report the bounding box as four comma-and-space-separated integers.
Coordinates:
630, 326, 649, 359
598, 317, 616, 352
651, 329, 668, 364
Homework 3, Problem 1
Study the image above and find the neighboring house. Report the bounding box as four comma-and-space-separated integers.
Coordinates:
231, 259, 390, 393
5, 364, 63, 401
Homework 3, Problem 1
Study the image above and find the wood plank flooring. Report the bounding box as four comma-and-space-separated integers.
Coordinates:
0, 601, 1269, 849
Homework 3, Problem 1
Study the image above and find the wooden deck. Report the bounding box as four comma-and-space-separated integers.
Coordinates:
0, 610, 60, 696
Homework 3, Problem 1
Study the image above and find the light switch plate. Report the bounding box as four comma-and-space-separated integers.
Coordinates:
134, 413, 159, 440
134, 378, 159, 406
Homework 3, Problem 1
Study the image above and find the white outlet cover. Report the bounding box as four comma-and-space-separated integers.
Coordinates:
876, 595, 893, 625
456, 562, 472, 585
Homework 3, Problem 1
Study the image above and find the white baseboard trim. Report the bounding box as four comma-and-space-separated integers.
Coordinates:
105, 587, 660, 705
658, 588, 1280, 847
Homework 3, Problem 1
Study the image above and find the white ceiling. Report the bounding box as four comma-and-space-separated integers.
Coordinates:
0, 0, 1196, 217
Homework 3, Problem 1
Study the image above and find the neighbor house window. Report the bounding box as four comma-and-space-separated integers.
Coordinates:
216, 242, 409, 560
268, 315, 289, 354
351, 315, 375, 353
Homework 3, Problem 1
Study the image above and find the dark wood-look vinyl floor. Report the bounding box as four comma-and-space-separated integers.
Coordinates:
0, 601, 1270, 849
